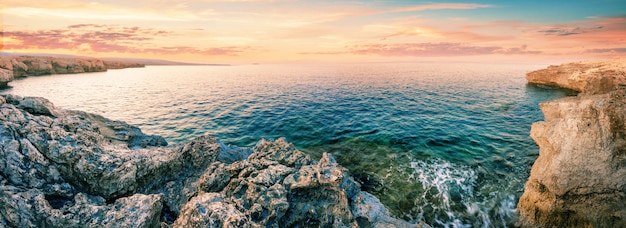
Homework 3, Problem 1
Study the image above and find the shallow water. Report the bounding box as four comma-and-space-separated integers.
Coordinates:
1, 62, 575, 226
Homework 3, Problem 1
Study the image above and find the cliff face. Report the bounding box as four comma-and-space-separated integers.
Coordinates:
0, 56, 146, 88
0, 56, 108, 77
0, 94, 419, 227
518, 60, 626, 227
526, 59, 626, 94
103, 61, 145, 69
0, 68, 13, 87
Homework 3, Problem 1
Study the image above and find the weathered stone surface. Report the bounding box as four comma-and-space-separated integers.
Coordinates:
0, 68, 13, 88
103, 61, 145, 69
526, 59, 626, 94
177, 138, 420, 227
0, 56, 144, 87
519, 61, 626, 227
0, 94, 421, 227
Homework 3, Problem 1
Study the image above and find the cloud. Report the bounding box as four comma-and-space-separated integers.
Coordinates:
586, 48, 626, 53
301, 43, 541, 56
143, 46, 249, 56
539, 25, 604, 36
349, 43, 542, 56
3, 24, 247, 56
4, 7, 193, 21
388, 3, 492, 13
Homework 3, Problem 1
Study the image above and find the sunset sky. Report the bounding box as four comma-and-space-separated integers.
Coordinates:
2, 0, 625, 64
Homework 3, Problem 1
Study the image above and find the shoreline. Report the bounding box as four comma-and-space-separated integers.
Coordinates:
2, 59, 623, 226
0, 56, 146, 89
518, 59, 626, 227
0, 93, 424, 227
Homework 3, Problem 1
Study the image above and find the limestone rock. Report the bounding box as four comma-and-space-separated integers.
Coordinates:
0, 56, 142, 79
179, 138, 420, 228
526, 59, 626, 94
0, 94, 420, 227
519, 61, 626, 227
104, 61, 145, 69
0, 68, 13, 88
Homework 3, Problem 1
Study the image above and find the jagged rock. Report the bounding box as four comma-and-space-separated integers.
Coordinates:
0, 68, 13, 88
0, 94, 176, 227
179, 138, 420, 228
519, 62, 626, 227
0, 94, 422, 227
526, 59, 626, 94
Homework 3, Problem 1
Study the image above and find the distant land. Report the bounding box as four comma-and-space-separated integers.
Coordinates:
0, 52, 230, 66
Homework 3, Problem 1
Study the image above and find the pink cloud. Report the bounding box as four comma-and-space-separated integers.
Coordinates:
389, 3, 492, 13
301, 43, 541, 57
3, 24, 247, 56
586, 48, 626, 53
354, 43, 540, 56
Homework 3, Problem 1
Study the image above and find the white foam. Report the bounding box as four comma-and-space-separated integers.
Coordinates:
406, 159, 520, 227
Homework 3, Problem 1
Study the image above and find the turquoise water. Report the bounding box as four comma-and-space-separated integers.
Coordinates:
1, 63, 574, 227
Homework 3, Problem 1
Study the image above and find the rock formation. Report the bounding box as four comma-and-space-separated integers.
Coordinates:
0, 68, 13, 88
0, 56, 145, 88
0, 94, 422, 227
0, 56, 108, 77
526, 59, 626, 94
103, 61, 145, 69
518, 59, 626, 227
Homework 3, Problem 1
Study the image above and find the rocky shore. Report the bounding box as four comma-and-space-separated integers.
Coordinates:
519, 59, 626, 227
0, 56, 145, 88
0, 94, 422, 227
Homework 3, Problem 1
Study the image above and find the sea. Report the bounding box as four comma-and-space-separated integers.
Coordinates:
1, 62, 576, 227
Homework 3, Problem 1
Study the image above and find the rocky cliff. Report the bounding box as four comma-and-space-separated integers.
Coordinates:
103, 61, 145, 69
0, 68, 13, 88
518, 59, 626, 227
0, 94, 422, 227
526, 59, 626, 94
0, 56, 145, 88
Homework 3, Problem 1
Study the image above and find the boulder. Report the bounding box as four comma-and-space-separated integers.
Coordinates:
0, 68, 13, 88
519, 61, 626, 227
178, 138, 418, 227
526, 59, 626, 94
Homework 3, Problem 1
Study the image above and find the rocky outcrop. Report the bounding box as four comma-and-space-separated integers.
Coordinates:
0, 56, 145, 87
0, 68, 13, 88
526, 59, 626, 94
518, 60, 626, 227
103, 61, 144, 69
0, 94, 421, 227
0, 56, 108, 77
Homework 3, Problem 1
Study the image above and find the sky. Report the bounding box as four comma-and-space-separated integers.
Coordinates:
1, 0, 625, 64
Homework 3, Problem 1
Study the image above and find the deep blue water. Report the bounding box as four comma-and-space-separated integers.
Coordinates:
1, 63, 574, 227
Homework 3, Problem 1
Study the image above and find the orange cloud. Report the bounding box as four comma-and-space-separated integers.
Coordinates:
388, 3, 492, 13
301, 43, 541, 57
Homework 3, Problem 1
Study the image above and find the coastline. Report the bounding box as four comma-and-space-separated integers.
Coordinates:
518, 59, 626, 227
2, 58, 624, 226
0, 94, 424, 227
0, 56, 145, 89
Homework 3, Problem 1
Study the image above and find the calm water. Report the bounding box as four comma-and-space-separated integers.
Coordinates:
1, 63, 574, 227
